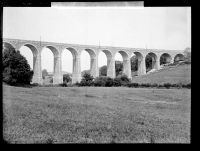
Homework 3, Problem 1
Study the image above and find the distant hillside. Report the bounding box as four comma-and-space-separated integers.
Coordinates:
131, 64, 191, 85
48, 71, 72, 76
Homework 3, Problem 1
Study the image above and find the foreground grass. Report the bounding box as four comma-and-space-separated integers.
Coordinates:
132, 64, 191, 85
3, 85, 191, 143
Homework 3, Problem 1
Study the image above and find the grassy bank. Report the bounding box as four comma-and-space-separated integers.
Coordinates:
132, 64, 191, 85
3, 85, 191, 143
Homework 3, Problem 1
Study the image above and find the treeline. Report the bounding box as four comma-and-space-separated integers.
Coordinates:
58, 73, 191, 89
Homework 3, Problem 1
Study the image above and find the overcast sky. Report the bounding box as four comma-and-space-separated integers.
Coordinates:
3, 7, 191, 73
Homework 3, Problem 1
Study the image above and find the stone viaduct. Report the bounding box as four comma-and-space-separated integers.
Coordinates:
3, 38, 185, 84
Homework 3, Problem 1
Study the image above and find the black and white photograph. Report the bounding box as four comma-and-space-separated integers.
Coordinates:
2, 2, 191, 144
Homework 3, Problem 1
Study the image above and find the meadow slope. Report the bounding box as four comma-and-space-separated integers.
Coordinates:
3, 85, 191, 143
132, 64, 191, 84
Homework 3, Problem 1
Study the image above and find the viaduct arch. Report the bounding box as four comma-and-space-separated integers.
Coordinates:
3, 38, 185, 84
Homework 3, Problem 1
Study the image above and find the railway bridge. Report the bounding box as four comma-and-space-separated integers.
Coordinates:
3, 38, 185, 84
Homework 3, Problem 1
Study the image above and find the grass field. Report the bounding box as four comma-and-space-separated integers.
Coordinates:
132, 64, 191, 84
3, 84, 191, 143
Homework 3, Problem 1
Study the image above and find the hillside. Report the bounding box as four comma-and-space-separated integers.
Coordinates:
132, 64, 191, 85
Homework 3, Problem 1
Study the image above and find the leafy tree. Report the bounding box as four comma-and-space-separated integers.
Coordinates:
94, 76, 114, 87
81, 70, 90, 76
80, 72, 94, 86
63, 74, 72, 83
131, 56, 138, 71
99, 65, 107, 76
3, 45, 33, 85
113, 74, 131, 86
93, 76, 107, 87
82, 72, 94, 81
42, 69, 48, 79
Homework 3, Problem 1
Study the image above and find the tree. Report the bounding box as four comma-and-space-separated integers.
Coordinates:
99, 65, 107, 76
81, 70, 90, 76
63, 74, 72, 83
184, 47, 191, 63
130, 56, 138, 71
3, 45, 33, 85
115, 61, 123, 77
82, 72, 94, 82
42, 69, 48, 79
80, 72, 94, 86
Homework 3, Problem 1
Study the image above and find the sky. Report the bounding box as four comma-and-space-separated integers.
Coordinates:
3, 7, 191, 73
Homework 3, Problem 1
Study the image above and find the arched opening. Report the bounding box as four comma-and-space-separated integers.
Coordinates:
85, 49, 97, 77
98, 50, 112, 77
41, 46, 59, 84
131, 52, 144, 76
19, 44, 38, 70
61, 47, 78, 84
80, 50, 91, 76
98, 51, 107, 76
174, 54, 185, 63
115, 51, 130, 77
145, 52, 157, 73
160, 53, 172, 66
114, 51, 123, 77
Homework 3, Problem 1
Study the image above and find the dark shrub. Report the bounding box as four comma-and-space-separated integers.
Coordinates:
113, 78, 122, 87
182, 83, 191, 89
114, 74, 131, 86
177, 83, 183, 88
80, 73, 94, 86
186, 83, 191, 88
140, 83, 150, 87
145, 83, 150, 87
163, 83, 171, 89
140, 83, 145, 87
59, 83, 68, 87
63, 74, 72, 83
171, 84, 177, 87
93, 76, 114, 87
31, 83, 40, 87
119, 74, 130, 83
80, 80, 94, 86
105, 77, 114, 87
151, 83, 158, 88
94, 76, 106, 87
127, 83, 139, 88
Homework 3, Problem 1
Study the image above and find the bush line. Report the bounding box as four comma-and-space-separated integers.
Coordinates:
28, 73, 191, 89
